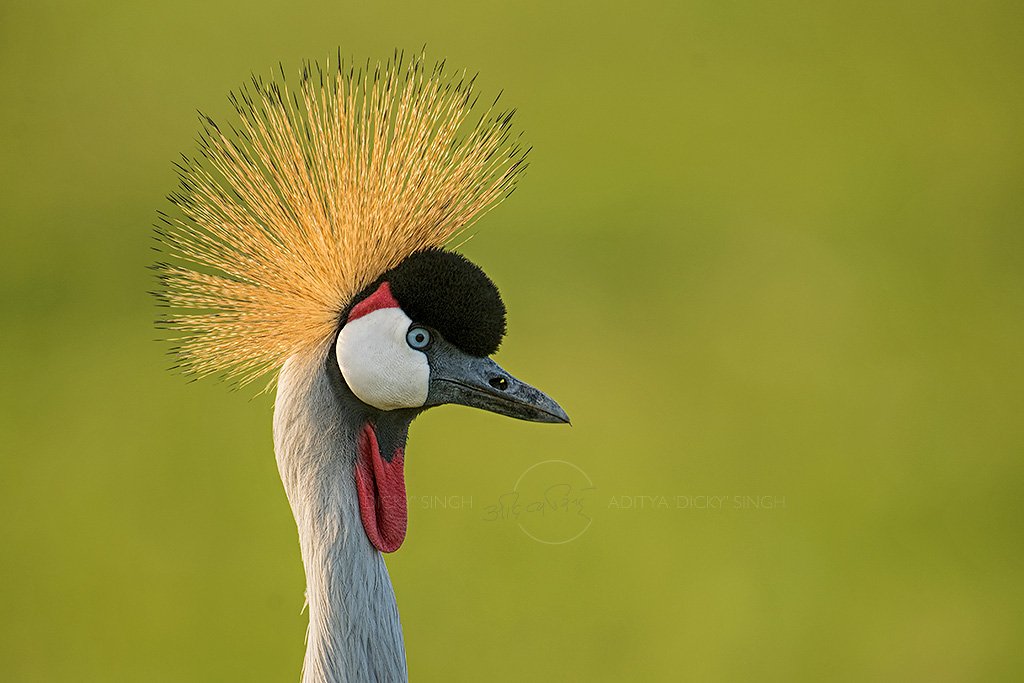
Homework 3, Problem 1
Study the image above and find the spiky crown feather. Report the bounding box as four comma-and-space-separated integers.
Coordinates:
153, 52, 527, 386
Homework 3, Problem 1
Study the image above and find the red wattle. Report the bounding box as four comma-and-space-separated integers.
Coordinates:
354, 423, 407, 553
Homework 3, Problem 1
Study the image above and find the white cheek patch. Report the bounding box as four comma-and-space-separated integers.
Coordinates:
335, 307, 429, 410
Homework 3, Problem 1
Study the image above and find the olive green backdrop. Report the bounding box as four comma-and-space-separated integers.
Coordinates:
1, 1, 1021, 680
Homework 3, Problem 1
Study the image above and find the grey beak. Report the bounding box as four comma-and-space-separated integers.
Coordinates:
425, 343, 569, 424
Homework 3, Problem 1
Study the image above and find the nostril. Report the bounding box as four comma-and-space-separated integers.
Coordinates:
489, 376, 508, 391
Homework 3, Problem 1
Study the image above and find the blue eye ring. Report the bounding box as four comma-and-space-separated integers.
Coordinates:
406, 326, 432, 350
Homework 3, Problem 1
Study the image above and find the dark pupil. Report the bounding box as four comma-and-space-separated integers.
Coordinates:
415, 333, 425, 343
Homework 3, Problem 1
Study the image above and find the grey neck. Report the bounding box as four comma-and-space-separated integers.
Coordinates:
274, 354, 411, 683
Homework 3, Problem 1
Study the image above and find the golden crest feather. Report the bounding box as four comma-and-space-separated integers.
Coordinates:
153, 52, 527, 386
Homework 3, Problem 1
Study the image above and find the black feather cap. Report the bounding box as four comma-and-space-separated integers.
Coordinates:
346, 248, 507, 357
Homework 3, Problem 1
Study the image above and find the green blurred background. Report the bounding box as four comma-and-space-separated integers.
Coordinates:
2, 1, 1022, 680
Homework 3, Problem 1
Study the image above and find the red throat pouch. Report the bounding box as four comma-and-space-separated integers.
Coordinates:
354, 423, 408, 553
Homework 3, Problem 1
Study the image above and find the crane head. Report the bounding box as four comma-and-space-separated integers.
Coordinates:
328, 247, 568, 553
335, 248, 569, 424
154, 54, 566, 555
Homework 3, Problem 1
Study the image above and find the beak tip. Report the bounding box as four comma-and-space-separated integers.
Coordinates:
551, 403, 571, 425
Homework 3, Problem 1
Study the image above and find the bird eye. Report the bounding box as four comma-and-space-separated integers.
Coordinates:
406, 326, 431, 350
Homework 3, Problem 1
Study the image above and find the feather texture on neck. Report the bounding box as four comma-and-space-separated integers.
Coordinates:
274, 352, 409, 683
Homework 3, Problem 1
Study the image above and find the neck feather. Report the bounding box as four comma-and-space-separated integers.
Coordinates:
274, 353, 409, 683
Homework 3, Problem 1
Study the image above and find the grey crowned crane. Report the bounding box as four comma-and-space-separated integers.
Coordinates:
153, 53, 568, 683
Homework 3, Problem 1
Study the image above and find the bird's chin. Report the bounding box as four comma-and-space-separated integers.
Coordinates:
353, 423, 408, 553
